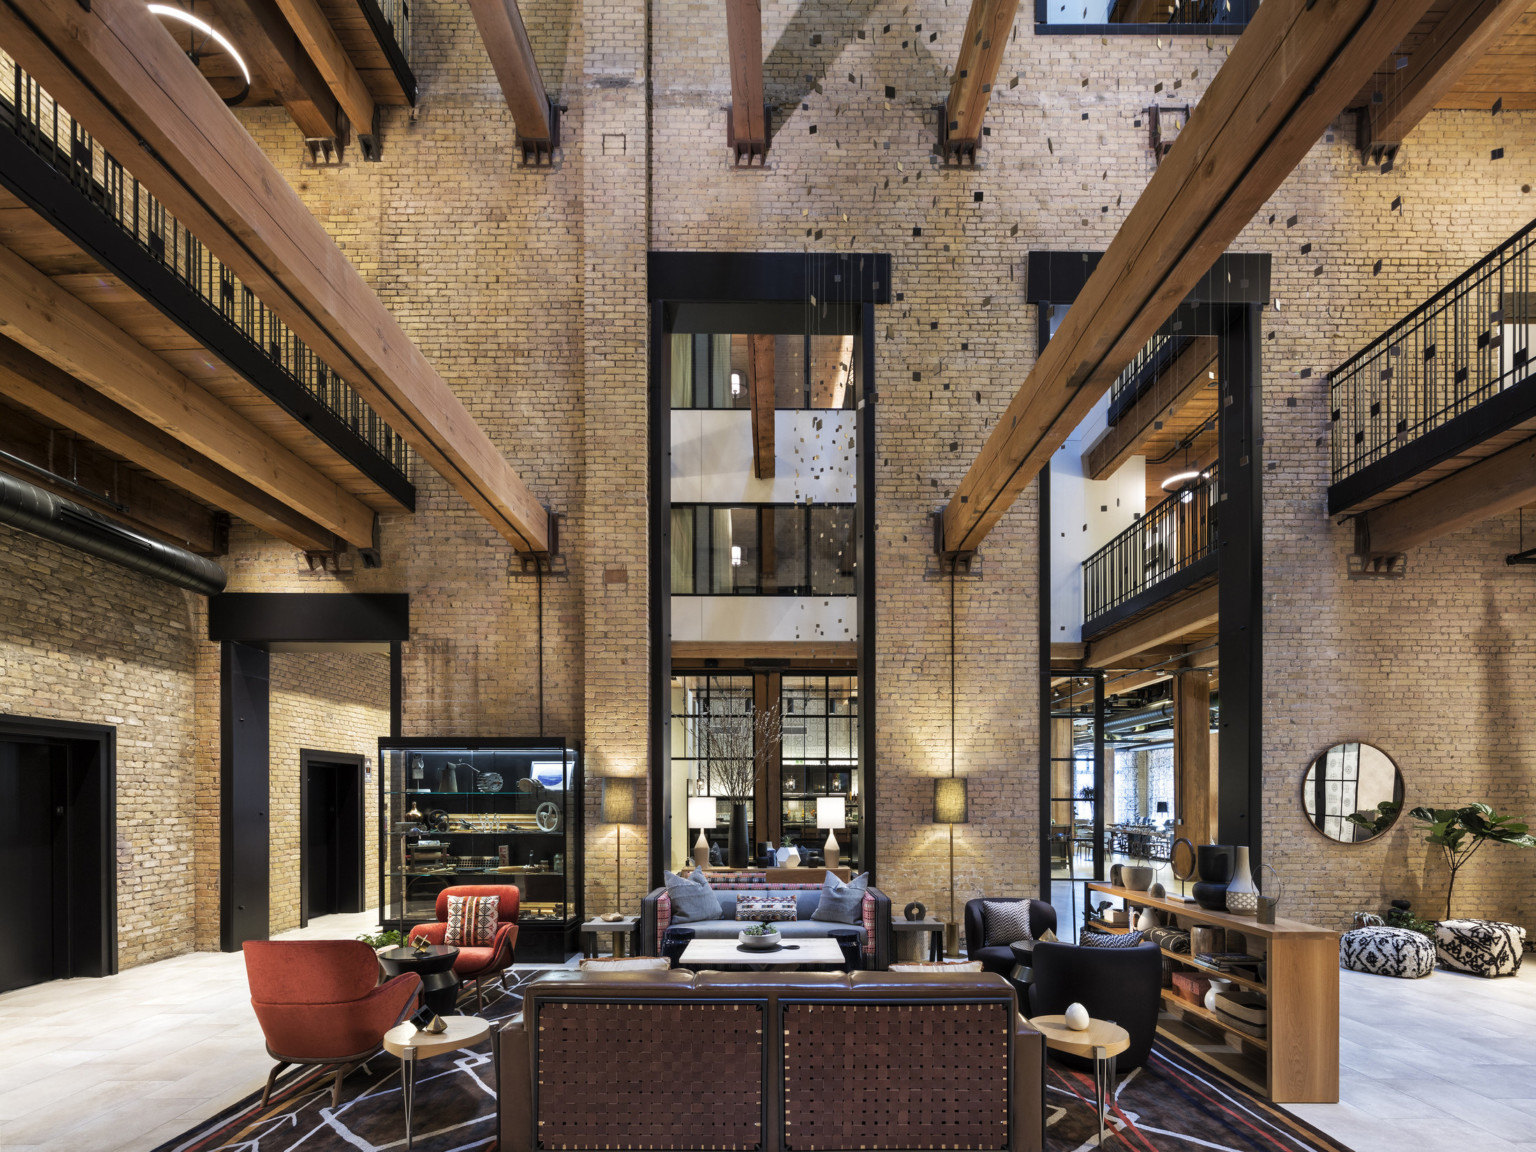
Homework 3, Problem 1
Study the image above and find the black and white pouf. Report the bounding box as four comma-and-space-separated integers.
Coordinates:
1339, 925, 1436, 978
1434, 919, 1527, 977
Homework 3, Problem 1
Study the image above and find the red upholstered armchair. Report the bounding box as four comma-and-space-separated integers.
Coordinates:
408, 884, 520, 1011
243, 940, 420, 1108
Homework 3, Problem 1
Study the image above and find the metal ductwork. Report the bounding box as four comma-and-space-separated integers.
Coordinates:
1102, 694, 1221, 740
0, 469, 227, 595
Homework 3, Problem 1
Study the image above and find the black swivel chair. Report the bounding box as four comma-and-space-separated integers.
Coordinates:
963, 898, 1058, 976
1027, 939, 1162, 1072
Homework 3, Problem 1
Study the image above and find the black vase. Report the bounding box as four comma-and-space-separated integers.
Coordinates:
1193, 843, 1233, 911
1191, 881, 1231, 911
728, 803, 750, 868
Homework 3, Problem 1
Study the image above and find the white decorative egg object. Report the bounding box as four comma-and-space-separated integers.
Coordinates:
1064, 1002, 1090, 1031
1136, 906, 1158, 932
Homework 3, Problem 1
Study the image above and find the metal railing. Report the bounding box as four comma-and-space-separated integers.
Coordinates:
1331, 217, 1535, 486
0, 55, 412, 482
1107, 330, 1192, 424
1083, 464, 1219, 626
373, 0, 412, 65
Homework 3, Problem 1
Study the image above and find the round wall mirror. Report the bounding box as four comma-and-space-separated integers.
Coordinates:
1302, 742, 1404, 843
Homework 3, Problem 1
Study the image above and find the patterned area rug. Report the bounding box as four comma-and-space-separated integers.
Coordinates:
156, 968, 1352, 1152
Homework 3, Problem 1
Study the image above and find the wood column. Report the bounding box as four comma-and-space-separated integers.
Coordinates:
1174, 669, 1214, 847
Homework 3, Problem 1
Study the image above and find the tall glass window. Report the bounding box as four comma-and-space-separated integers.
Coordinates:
671, 504, 856, 595
780, 675, 859, 864
671, 333, 856, 410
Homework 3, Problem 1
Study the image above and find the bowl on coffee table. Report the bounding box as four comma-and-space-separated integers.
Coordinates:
738, 923, 782, 950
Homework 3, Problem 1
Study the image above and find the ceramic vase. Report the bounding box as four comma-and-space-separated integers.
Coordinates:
1122, 865, 1155, 891
1192, 843, 1233, 911
728, 803, 750, 868
1203, 977, 1233, 1013
1224, 846, 1259, 914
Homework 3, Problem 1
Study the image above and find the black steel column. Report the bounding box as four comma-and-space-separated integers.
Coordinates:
1216, 303, 1264, 861
857, 301, 878, 882
1091, 671, 1106, 881
1037, 468, 1053, 902
220, 641, 270, 951
647, 302, 671, 890
389, 641, 403, 738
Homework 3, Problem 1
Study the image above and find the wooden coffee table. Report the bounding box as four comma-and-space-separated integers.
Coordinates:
680, 937, 845, 968
383, 1015, 492, 1150
1029, 1014, 1130, 1147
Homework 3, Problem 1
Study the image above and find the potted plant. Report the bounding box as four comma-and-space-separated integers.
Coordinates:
738, 920, 781, 950
700, 702, 782, 868
357, 929, 404, 954
1408, 803, 1536, 919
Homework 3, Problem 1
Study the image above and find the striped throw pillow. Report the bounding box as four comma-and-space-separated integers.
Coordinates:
1080, 929, 1146, 949
444, 894, 500, 946
981, 900, 1034, 946
736, 895, 797, 922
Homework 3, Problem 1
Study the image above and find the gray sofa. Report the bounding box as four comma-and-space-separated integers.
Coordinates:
638, 872, 892, 969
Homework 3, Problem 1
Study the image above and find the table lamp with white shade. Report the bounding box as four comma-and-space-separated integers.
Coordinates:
818, 795, 846, 862
688, 796, 718, 866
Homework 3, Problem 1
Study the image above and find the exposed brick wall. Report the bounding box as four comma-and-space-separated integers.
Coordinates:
0, 526, 199, 969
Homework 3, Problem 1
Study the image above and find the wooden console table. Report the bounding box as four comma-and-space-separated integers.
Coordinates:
1085, 881, 1339, 1104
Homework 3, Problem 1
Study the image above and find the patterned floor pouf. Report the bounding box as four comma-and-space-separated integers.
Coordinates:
1340, 926, 1436, 978
1434, 919, 1527, 977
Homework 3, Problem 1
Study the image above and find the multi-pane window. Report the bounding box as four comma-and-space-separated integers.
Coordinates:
671, 504, 855, 595
670, 674, 755, 807
780, 675, 859, 857
670, 333, 856, 410
1036, 0, 1256, 29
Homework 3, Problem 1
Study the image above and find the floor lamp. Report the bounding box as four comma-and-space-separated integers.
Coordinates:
601, 777, 637, 913
934, 778, 968, 957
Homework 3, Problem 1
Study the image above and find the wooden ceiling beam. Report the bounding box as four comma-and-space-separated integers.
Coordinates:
1360, 0, 1530, 155
212, 0, 346, 142
1361, 435, 1536, 555
0, 334, 340, 551
724, 0, 767, 164
466, 0, 556, 162
747, 334, 775, 480
1084, 584, 1219, 669
0, 243, 376, 547
942, 0, 1020, 164
269, 0, 379, 152
0, 0, 550, 552
939, 0, 1437, 554
1084, 336, 1218, 481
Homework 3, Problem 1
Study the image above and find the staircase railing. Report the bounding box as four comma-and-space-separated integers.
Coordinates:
1330, 218, 1535, 488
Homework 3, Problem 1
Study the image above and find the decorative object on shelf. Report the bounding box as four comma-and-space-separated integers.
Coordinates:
531, 760, 566, 789
1169, 837, 1197, 903
409, 754, 425, 782
1202, 976, 1234, 1013
728, 804, 751, 869
418, 1013, 448, 1035
688, 796, 717, 866
1123, 863, 1155, 891
410, 932, 432, 956
536, 801, 561, 832
1225, 846, 1260, 914
776, 843, 801, 867
1149, 882, 1167, 899
1136, 905, 1159, 933
1064, 1002, 1090, 1031
1303, 742, 1404, 843
738, 921, 781, 950
1192, 843, 1232, 911
904, 901, 927, 922
601, 776, 638, 907
1408, 803, 1536, 919
1254, 863, 1283, 924
784, 773, 798, 791
404, 801, 424, 823
437, 762, 461, 793
1109, 863, 1124, 886
477, 771, 504, 794
425, 809, 449, 833
818, 795, 846, 861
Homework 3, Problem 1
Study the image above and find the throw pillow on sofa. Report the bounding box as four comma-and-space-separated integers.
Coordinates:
1080, 929, 1146, 948
737, 895, 797, 922
444, 894, 500, 946
811, 871, 869, 923
981, 900, 1033, 946
664, 869, 724, 923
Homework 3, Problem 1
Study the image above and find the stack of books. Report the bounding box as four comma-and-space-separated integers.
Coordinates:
1194, 951, 1264, 975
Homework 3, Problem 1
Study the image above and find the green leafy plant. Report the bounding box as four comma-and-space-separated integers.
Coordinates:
1408, 803, 1536, 919
742, 921, 778, 937
1344, 800, 1402, 838
357, 929, 404, 949
1384, 906, 1437, 938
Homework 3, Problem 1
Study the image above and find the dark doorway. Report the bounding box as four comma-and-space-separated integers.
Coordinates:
300, 750, 365, 926
0, 716, 115, 993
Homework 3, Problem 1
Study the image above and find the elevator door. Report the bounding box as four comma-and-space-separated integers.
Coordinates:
0, 741, 65, 992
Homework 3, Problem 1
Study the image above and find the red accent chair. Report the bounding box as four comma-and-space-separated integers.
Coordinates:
244, 940, 421, 1108
408, 884, 520, 1011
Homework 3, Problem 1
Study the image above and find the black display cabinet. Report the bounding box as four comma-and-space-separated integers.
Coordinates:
378, 737, 583, 963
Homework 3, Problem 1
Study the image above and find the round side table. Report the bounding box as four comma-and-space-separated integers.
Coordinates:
383, 1015, 492, 1150
1028, 1014, 1130, 1147
379, 944, 460, 1018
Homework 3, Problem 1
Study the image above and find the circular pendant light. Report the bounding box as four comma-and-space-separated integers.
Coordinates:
148, 5, 251, 106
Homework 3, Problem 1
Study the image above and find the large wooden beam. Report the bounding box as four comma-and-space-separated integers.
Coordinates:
942, 0, 1020, 164
1360, 435, 1536, 554
0, 334, 340, 551
0, 243, 376, 548
465, 0, 555, 161
1084, 583, 1219, 669
1084, 336, 1217, 481
724, 0, 767, 164
1360, 0, 1530, 155
0, 0, 550, 552
269, 0, 378, 150
1174, 668, 1215, 847
747, 334, 775, 480
940, 0, 1436, 554
213, 0, 345, 141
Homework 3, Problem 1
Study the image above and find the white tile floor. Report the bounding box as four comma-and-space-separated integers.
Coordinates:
4, 914, 1535, 1152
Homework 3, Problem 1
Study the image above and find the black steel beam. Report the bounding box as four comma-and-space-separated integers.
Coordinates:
649, 252, 892, 305
208, 592, 410, 644
858, 301, 878, 883
0, 127, 416, 510
220, 641, 270, 951
1026, 251, 1271, 306
647, 301, 670, 891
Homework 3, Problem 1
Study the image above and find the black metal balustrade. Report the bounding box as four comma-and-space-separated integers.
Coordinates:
1107, 330, 1192, 425
0, 56, 412, 487
1083, 465, 1219, 629
1330, 218, 1535, 496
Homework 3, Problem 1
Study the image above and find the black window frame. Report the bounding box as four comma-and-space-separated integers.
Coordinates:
670, 502, 858, 597
1033, 0, 1257, 35
669, 332, 858, 412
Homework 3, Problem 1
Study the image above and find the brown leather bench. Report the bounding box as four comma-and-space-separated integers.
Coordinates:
497, 968, 1045, 1152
